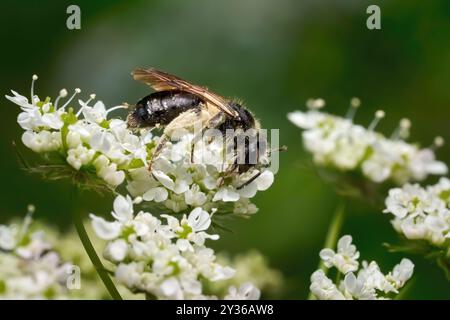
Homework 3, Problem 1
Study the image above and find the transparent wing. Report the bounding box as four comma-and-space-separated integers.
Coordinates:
132, 68, 238, 117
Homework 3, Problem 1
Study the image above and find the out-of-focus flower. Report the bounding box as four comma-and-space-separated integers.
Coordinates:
0, 210, 72, 299
310, 235, 414, 300
90, 195, 260, 300
224, 282, 261, 300
288, 99, 447, 185
211, 251, 284, 298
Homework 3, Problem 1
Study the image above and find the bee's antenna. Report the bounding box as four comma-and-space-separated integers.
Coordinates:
122, 102, 134, 110
269, 145, 287, 155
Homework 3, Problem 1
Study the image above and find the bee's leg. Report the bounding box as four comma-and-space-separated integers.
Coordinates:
148, 134, 169, 172
218, 163, 239, 187
236, 171, 262, 190
191, 112, 225, 164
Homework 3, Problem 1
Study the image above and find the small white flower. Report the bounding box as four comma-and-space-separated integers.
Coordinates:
319, 235, 359, 274
98, 163, 125, 186
80, 100, 107, 124
103, 239, 128, 262
66, 130, 82, 148
384, 179, 450, 246
22, 131, 62, 153
310, 235, 414, 300
41, 111, 64, 130
114, 262, 144, 289
66, 145, 95, 170
358, 261, 396, 294
387, 258, 414, 289
184, 184, 207, 206
399, 217, 427, 240
163, 207, 219, 250
310, 270, 345, 300
342, 272, 375, 300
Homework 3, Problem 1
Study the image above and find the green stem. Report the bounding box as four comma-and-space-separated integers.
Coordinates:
436, 256, 450, 281
308, 200, 346, 300
395, 277, 415, 300
71, 192, 122, 300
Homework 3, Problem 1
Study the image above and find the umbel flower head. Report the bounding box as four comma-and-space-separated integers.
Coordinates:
384, 178, 450, 273
6, 75, 275, 216
0, 207, 73, 299
288, 98, 447, 186
310, 235, 414, 300
90, 194, 260, 300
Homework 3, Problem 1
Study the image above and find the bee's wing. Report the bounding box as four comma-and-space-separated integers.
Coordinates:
132, 68, 238, 117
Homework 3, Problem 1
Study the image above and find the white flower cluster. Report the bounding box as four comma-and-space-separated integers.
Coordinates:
90, 195, 260, 300
6, 77, 142, 187
288, 99, 447, 185
310, 235, 414, 300
126, 132, 274, 216
384, 178, 450, 248
0, 211, 72, 299
7, 76, 274, 216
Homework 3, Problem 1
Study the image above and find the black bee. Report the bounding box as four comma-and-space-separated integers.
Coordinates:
127, 68, 269, 189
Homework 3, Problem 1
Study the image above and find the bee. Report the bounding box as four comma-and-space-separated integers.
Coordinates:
127, 68, 270, 189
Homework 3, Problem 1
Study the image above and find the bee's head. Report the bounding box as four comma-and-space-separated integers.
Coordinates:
228, 101, 255, 130
126, 102, 148, 128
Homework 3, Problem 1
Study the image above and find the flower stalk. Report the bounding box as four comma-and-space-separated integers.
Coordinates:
71, 189, 122, 300
319, 201, 346, 273
308, 200, 345, 299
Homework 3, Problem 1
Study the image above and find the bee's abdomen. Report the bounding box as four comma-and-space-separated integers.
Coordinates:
134, 90, 202, 127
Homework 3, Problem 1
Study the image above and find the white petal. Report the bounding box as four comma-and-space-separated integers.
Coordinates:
237, 183, 257, 198
89, 214, 122, 240
424, 216, 447, 233
187, 208, 211, 232
143, 187, 169, 202
337, 235, 353, 251
153, 170, 176, 191
344, 272, 357, 292
319, 248, 335, 261
213, 187, 240, 202
255, 170, 274, 191
104, 239, 128, 262
0, 225, 17, 250
112, 195, 134, 222
160, 277, 182, 299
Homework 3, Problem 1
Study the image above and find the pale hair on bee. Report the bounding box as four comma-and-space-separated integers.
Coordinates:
126, 67, 284, 189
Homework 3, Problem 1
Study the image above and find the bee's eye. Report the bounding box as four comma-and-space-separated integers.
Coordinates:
135, 106, 147, 120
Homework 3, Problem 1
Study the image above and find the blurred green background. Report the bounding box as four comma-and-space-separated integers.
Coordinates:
0, 0, 449, 299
